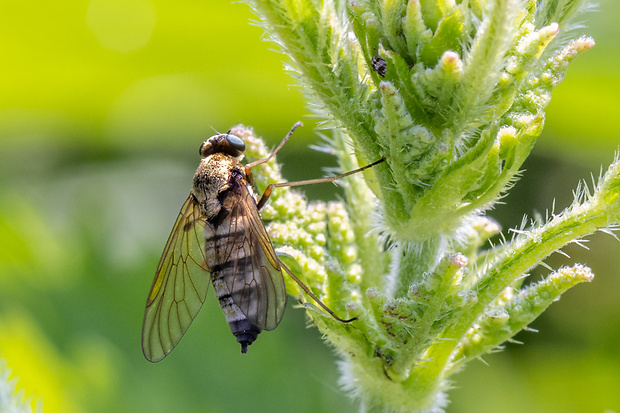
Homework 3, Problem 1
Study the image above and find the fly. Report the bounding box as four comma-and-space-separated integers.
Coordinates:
141, 122, 384, 362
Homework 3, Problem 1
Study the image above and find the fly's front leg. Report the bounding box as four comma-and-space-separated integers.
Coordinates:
244, 121, 303, 210
244, 165, 255, 188
245, 122, 303, 169
244, 164, 275, 211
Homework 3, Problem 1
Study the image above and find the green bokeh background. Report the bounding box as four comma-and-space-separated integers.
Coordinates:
0, 1, 618, 412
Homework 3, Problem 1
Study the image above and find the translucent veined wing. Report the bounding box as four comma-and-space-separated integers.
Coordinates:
142, 194, 211, 362
208, 184, 287, 331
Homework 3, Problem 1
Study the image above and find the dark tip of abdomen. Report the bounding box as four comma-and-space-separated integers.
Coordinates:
228, 319, 261, 354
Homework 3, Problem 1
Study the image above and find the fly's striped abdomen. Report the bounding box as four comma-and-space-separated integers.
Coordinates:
195, 158, 285, 354
205, 201, 263, 353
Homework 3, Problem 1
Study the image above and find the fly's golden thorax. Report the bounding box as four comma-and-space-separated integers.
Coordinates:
192, 152, 244, 220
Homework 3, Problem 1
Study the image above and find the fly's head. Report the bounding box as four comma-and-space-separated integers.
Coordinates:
199, 133, 246, 161
193, 133, 247, 220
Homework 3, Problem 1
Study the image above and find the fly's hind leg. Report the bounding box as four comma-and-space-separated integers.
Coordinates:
280, 262, 358, 323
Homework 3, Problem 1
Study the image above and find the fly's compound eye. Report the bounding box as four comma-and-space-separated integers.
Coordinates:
225, 135, 245, 153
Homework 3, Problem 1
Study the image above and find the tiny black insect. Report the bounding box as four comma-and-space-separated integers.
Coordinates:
371, 56, 387, 77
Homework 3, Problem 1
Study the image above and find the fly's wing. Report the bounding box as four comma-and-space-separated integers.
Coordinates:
142, 194, 211, 362
212, 184, 287, 331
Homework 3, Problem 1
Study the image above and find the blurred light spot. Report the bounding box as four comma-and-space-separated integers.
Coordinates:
106, 74, 215, 146
86, 0, 156, 53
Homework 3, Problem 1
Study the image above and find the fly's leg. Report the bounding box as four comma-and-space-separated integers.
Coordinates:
255, 156, 386, 210
245, 121, 303, 169
280, 263, 358, 323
